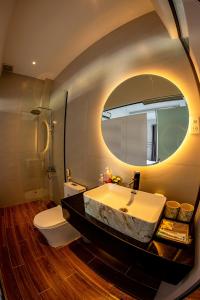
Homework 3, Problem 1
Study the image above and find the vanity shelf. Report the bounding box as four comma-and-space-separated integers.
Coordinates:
61, 193, 194, 286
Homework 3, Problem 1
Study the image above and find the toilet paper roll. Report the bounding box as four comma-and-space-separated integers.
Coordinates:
177, 203, 194, 223
164, 201, 180, 219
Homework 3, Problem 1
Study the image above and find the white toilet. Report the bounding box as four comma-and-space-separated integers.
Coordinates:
33, 181, 86, 247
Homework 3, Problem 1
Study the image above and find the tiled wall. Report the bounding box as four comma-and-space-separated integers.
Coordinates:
51, 12, 200, 204
0, 72, 51, 207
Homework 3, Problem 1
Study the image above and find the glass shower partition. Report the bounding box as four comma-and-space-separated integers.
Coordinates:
21, 107, 54, 202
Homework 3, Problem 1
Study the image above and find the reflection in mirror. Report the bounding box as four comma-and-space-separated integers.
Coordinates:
102, 75, 189, 166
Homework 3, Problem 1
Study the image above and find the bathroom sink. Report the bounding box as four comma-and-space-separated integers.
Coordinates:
83, 183, 166, 243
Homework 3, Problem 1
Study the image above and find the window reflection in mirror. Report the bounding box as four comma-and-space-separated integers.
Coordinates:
102, 75, 189, 166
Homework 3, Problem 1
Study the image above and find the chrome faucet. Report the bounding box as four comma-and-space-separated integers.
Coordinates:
128, 171, 140, 190
126, 189, 137, 206
127, 172, 140, 206
128, 179, 134, 189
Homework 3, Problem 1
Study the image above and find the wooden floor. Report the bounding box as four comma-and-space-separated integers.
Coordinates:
0, 200, 135, 300
185, 287, 200, 300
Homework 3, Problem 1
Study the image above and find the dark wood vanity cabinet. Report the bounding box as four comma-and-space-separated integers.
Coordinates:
62, 193, 194, 287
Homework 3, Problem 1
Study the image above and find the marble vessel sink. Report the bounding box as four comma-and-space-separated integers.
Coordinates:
83, 183, 166, 243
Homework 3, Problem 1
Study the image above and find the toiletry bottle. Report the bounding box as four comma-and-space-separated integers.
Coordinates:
103, 167, 112, 183
98, 174, 104, 186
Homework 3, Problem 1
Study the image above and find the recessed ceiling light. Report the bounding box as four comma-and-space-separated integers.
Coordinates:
32, 61, 36, 65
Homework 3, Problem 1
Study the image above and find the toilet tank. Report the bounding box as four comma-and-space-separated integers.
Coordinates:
64, 181, 86, 197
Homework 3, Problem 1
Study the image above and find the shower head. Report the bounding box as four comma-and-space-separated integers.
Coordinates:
37, 106, 52, 111
30, 109, 41, 115
30, 107, 52, 115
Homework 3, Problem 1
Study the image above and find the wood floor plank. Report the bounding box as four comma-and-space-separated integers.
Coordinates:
0, 215, 6, 247
59, 247, 114, 294
12, 205, 27, 226
23, 202, 37, 224
42, 245, 74, 278
1, 200, 139, 300
6, 228, 24, 267
14, 224, 28, 243
14, 265, 39, 300
28, 201, 42, 216
19, 240, 50, 293
0, 208, 4, 217
0, 247, 2, 268
39, 288, 61, 300
0, 247, 22, 300
4, 207, 13, 228
0, 216, 4, 247
185, 288, 200, 300
38, 256, 78, 300
24, 226, 45, 259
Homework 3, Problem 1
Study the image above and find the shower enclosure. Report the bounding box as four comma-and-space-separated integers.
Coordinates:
22, 106, 55, 202
0, 73, 54, 207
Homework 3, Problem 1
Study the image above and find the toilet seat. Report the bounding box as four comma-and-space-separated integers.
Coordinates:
33, 205, 66, 230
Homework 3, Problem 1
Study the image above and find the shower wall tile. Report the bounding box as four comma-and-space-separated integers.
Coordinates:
19, 119, 37, 153
0, 152, 21, 180
23, 177, 45, 192
0, 177, 24, 207
0, 112, 21, 153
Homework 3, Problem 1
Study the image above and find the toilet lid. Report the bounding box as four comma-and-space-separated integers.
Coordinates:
33, 205, 66, 229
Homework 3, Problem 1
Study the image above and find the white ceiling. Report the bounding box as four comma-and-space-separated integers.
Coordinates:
2, 0, 153, 79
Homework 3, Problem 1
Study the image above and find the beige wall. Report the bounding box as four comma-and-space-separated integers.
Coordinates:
0, 0, 15, 74
0, 72, 51, 207
51, 11, 200, 203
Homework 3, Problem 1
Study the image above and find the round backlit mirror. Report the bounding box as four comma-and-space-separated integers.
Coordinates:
101, 75, 189, 166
